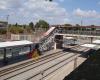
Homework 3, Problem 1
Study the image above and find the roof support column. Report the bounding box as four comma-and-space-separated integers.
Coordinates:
3, 48, 8, 65
90, 37, 93, 43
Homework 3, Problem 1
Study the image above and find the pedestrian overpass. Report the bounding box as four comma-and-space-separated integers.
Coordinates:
38, 26, 100, 52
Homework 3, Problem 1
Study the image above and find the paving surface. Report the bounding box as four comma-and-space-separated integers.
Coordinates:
64, 50, 100, 80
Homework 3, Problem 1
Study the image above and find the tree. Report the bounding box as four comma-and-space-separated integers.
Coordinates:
0, 29, 7, 34
35, 22, 40, 29
15, 23, 18, 27
91, 25, 95, 27
75, 24, 80, 27
29, 22, 34, 30
64, 24, 72, 26
35, 20, 49, 29
9, 25, 24, 34
90, 25, 96, 31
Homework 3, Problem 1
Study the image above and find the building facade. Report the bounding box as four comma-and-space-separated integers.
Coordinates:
0, 21, 7, 29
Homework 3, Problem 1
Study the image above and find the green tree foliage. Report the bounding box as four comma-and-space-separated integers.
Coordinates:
9, 25, 24, 34
0, 28, 7, 34
90, 25, 96, 31
35, 20, 49, 29
26, 26, 33, 33
29, 22, 35, 31
64, 24, 72, 26
76, 24, 80, 27
15, 23, 18, 27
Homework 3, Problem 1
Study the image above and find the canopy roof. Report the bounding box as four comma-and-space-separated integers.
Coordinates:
0, 40, 33, 49
64, 37, 74, 40
81, 44, 97, 48
81, 43, 100, 50
93, 40, 100, 44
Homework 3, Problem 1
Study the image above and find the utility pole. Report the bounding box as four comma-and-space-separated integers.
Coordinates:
81, 16, 83, 34
81, 16, 83, 27
6, 15, 9, 41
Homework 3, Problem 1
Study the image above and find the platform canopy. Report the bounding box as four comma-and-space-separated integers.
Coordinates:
81, 44, 100, 50
81, 44, 96, 48
64, 37, 74, 40
0, 40, 33, 49
92, 40, 100, 44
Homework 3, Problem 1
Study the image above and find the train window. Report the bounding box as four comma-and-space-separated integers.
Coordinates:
12, 47, 20, 57
6, 48, 12, 58
0, 49, 4, 60
21, 46, 30, 54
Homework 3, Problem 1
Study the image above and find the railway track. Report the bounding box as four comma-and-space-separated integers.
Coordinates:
0, 50, 63, 77
0, 51, 72, 79
2, 52, 78, 80
0, 46, 90, 80
28, 53, 80, 80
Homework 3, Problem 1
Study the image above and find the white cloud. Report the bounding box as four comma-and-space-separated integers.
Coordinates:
0, 1, 7, 9
0, 0, 69, 24
74, 8, 100, 18
0, 0, 24, 10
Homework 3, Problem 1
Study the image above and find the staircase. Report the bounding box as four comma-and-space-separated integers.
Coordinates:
39, 27, 59, 52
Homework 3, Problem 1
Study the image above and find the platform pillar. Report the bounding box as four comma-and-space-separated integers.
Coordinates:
3, 48, 8, 64
54, 35, 63, 49
54, 42, 57, 50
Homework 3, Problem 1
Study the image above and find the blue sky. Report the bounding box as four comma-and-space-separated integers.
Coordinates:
0, 0, 100, 25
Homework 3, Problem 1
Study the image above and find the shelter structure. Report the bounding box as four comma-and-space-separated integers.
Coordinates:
81, 43, 100, 50
93, 40, 100, 44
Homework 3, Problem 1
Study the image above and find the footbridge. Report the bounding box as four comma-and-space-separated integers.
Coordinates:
39, 26, 100, 52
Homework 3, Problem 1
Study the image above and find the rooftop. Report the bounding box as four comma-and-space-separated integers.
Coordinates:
0, 40, 33, 49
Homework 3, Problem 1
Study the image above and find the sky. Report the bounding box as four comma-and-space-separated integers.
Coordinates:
0, 0, 100, 25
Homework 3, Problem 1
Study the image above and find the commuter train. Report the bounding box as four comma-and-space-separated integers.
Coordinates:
0, 41, 41, 66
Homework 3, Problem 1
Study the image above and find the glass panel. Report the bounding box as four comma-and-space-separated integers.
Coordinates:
6, 48, 12, 58
20, 46, 30, 55
0, 49, 4, 60
12, 47, 20, 57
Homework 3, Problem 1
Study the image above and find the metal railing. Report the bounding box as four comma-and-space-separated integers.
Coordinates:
39, 27, 100, 52
58, 30, 100, 36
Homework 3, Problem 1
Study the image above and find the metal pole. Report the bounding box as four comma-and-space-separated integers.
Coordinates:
90, 37, 93, 43
6, 15, 9, 41
81, 16, 83, 35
